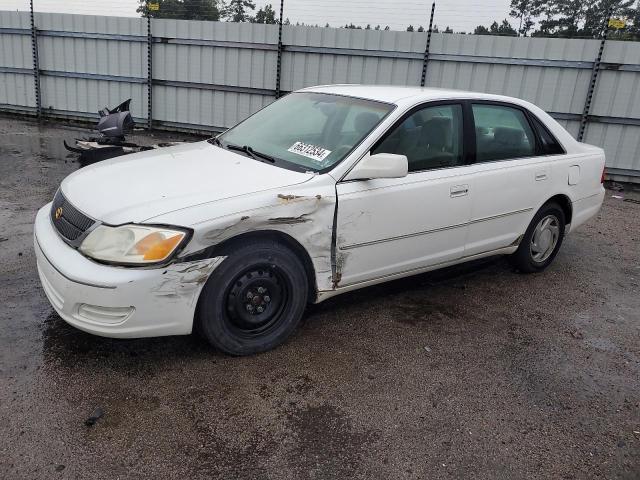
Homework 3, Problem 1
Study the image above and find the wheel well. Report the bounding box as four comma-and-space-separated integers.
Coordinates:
207, 230, 318, 303
546, 194, 573, 225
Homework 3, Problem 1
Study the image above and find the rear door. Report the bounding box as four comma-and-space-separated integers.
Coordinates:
463, 102, 559, 257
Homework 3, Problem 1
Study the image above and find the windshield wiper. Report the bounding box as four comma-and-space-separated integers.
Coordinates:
226, 143, 276, 163
208, 136, 224, 148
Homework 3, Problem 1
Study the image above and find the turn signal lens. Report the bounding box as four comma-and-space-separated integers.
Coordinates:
134, 232, 164, 254
142, 234, 184, 261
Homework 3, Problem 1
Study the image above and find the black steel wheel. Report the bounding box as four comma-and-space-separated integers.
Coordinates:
196, 238, 308, 355
225, 266, 288, 338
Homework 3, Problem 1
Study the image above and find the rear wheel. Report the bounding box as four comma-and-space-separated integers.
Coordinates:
196, 239, 308, 355
510, 202, 565, 273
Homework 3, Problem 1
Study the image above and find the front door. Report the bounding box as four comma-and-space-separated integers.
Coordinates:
335, 102, 472, 287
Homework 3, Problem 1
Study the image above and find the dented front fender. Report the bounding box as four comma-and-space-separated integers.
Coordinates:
146, 176, 338, 294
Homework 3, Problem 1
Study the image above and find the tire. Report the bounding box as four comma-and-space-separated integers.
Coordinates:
510, 201, 566, 273
195, 238, 308, 356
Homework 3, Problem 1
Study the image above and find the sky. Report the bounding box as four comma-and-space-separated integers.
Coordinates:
1, 0, 515, 33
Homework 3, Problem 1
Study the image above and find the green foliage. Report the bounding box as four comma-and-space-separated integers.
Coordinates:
473, 19, 517, 36
253, 3, 277, 24
508, 0, 639, 38
134, 0, 640, 41
224, 0, 255, 22
137, 0, 223, 21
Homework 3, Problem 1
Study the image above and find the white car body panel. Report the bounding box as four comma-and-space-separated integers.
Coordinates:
35, 85, 606, 338
335, 167, 473, 286
61, 141, 314, 224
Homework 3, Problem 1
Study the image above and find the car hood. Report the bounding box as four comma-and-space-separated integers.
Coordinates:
60, 141, 315, 225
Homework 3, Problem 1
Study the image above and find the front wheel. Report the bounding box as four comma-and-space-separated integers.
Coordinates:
195, 239, 309, 355
510, 202, 566, 273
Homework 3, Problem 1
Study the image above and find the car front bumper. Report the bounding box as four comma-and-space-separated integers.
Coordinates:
34, 203, 223, 338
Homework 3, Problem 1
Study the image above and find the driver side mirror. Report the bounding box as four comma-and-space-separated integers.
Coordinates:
344, 152, 408, 181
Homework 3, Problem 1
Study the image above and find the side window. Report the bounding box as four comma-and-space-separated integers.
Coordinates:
372, 104, 464, 172
472, 104, 536, 162
531, 115, 565, 155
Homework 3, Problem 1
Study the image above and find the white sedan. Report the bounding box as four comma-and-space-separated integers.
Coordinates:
35, 85, 605, 355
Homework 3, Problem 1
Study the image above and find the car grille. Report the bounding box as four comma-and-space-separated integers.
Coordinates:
50, 190, 95, 242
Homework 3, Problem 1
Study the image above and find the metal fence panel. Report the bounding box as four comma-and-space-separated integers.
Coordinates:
584, 123, 640, 173
0, 72, 35, 108
426, 34, 600, 115
0, 33, 32, 69
0, 11, 34, 108
153, 85, 272, 130
151, 18, 278, 127
281, 26, 425, 91
39, 75, 147, 119
34, 12, 147, 36
1, 11, 640, 180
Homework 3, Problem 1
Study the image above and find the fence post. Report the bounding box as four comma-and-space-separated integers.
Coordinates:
146, 8, 153, 130
275, 0, 284, 98
420, 2, 436, 87
29, 0, 41, 118
578, 6, 613, 142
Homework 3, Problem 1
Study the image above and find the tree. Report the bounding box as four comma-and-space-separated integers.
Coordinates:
137, 0, 223, 21
582, 0, 635, 37
528, 0, 635, 38
374, 25, 381, 30
489, 19, 517, 35
406, 25, 415, 32
417, 25, 425, 32
474, 25, 491, 34
509, 0, 541, 35
629, 4, 640, 39
224, 0, 255, 22
253, 3, 276, 24
443, 26, 454, 33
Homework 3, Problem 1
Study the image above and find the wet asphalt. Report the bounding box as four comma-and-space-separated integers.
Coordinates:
0, 116, 639, 479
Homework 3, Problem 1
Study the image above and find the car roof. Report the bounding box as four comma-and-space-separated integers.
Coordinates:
297, 84, 581, 152
299, 84, 526, 106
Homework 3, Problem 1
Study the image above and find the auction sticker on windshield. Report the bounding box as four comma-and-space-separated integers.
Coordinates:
287, 142, 332, 162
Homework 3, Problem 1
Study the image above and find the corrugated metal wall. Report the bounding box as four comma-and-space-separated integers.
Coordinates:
0, 11, 36, 109
1, 11, 639, 179
36, 12, 148, 120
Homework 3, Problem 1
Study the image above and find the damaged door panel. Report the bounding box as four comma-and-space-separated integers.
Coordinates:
334, 170, 472, 287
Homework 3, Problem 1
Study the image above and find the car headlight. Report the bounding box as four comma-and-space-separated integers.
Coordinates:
79, 224, 189, 265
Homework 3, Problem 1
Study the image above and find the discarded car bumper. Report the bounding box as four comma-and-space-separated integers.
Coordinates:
34, 204, 218, 338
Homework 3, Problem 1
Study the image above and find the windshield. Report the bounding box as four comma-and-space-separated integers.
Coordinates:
216, 92, 394, 172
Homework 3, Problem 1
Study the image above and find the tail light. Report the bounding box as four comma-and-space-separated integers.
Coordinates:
600, 167, 606, 184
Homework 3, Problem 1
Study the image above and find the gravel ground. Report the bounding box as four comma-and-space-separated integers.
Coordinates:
0, 116, 639, 480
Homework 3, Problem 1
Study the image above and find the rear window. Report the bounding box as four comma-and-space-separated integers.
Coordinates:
531, 115, 565, 155
472, 104, 536, 162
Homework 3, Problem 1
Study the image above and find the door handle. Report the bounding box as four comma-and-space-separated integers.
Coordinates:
450, 184, 469, 197
535, 171, 548, 181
